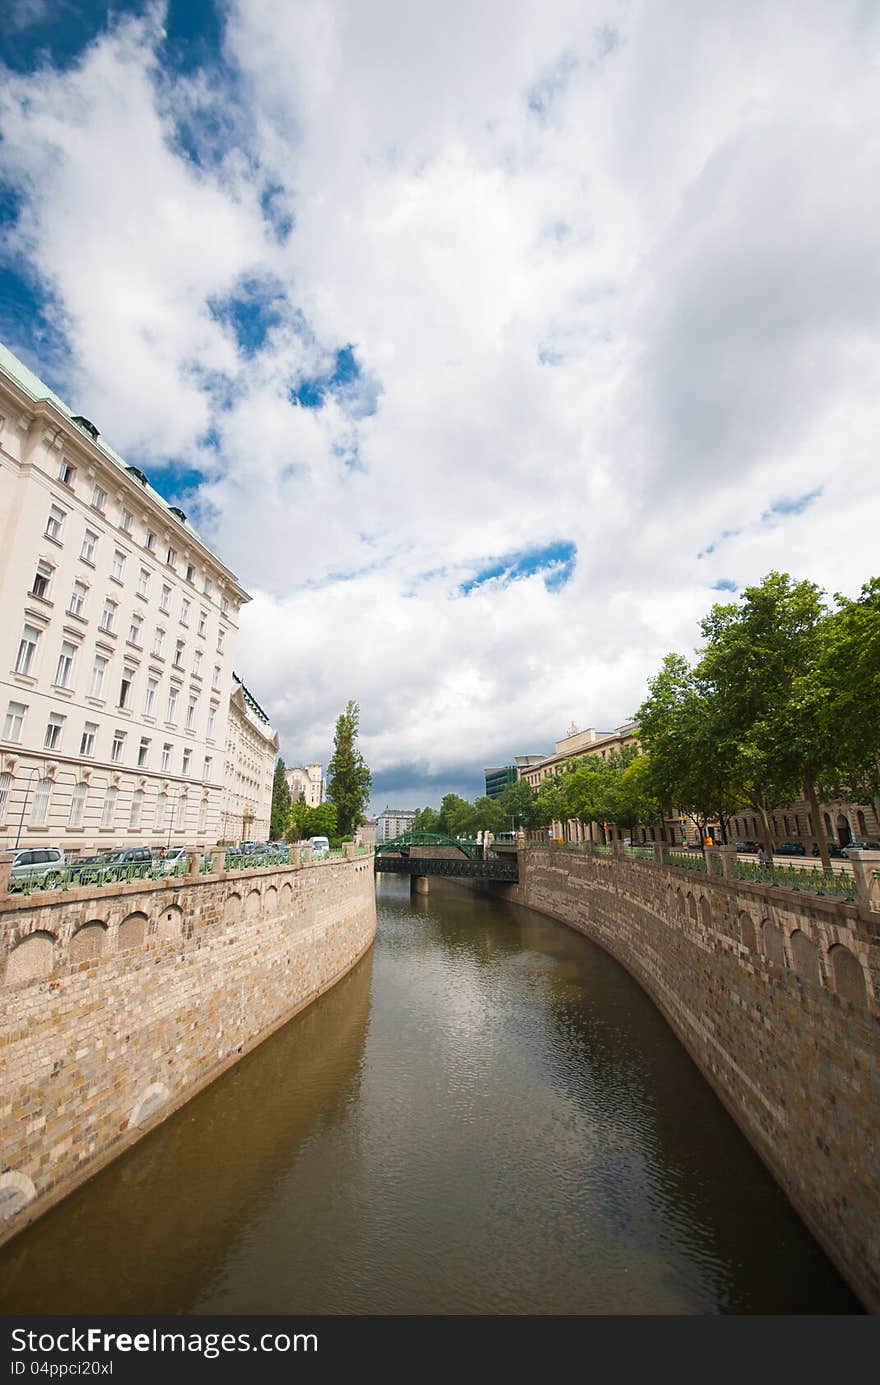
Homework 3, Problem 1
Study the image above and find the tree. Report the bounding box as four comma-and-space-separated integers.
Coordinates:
326, 701, 372, 839
270, 758, 291, 840
437, 793, 476, 837
473, 795, 507, 834
815, 578, 880, 825
498, 778, 540, 830
411, 806, 441, 834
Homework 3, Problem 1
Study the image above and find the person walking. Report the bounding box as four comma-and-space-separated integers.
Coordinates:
756, 844, 769, 866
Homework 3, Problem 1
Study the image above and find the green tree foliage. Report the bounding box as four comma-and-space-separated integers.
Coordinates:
411, 806, 441, 834
286, 798, 338, 842
326, 701, 372, 839
815, 578, 880, 816
437, 793, 477, 837
472, 795, 507, 834
498, 778, 540, 829
270, 758, 291, 840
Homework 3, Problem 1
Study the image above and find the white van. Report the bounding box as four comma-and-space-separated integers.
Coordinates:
309, 836, 330, 856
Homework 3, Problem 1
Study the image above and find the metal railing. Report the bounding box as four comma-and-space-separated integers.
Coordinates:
7, 855, 191, 896
665, 851, 707, 873
732, 858, 859, 903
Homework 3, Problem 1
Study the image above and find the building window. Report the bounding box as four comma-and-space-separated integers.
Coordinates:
45, 504, 66, 541
159, 584, 171, 613
166, 686, 178, 722
185, 696, 197, 731
203, 755, 212, 781
32, 560, 53, 599
146, 530, 157, 552
68, 781, 87, 827
101, 785, 118, 829
212, 665, 221, 690
111, 550, 126, 582
55, 640, 76, 689
186, 562, 195, 584
91, 485, 107, 512
59, 460, 76, 486
174, 639, 185, 668
161, 743, 172, 771
31, 777, 52, 826
198, 797, 208, 834
221, 596, 228, 615
3, 701, 26, 742
129, 789, 144, 829
100, 599, 116, 634
120, 507, 133, 532
111, 730, 126, 763
0, 771, 10, 822
197, 609, 207, 638
204, 577, 212, 597
44, 712, 64, 751
182, 748, 192, 777
155, 791, 167, 829
144, 678, 158, 717
119, 666, 134, 708
80, 722, 98, 757
217, 628, 225, 653
176, 792, 187, 830
153, 627, 165, 658
137, 736, 150, 768
129, 613, 143, 646
180, 597, 191, 626
137, 568, 150, 597
16, 624, 40, 676
90, 655, 108, 699
193, 649, 202, 676
166, 547, 176, 569
69, 580, 88, 617
81, 529, 98, 563
206, 707, 216, 739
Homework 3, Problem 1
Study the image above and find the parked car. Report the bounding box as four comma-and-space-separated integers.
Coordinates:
811, 842, 846, 859
840, 840, 880, 857
266, 842, 291, 861
735, 840, 761, 854
309, 835, 330, 856
8, 846, 66, 891
775, 842, 806, 856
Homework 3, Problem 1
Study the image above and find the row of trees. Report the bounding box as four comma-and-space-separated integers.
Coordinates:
407, 573, 879, 874
270, 700, 372, 845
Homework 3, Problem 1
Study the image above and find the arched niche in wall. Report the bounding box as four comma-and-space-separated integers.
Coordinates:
789, 930, 820, 986
739, 911, 757, 952
118, 912, 148, 951
829, 943, 867, 1007
762, 919, 786, 967
5, 931, 55, 985
70, 920, 107, 963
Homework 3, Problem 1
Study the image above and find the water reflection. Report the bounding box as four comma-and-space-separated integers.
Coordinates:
0, 877, 860, 1314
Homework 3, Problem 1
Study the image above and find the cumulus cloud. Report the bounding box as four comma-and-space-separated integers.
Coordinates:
2, 0, 879, 807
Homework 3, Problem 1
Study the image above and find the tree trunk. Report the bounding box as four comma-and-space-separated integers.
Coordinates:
805, 774, 830, 872
756, 802, 775, 855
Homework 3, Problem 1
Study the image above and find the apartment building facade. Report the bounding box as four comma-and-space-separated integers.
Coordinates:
0, 343, 249, 853
285, 762, 324, 807
220, 675, 279, 844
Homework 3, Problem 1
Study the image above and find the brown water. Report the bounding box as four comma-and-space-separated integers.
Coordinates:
0, 876, 861, 1314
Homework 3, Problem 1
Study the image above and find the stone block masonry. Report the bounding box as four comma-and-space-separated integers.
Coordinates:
0, 853, 377, 1244
503, 847, 880, 1312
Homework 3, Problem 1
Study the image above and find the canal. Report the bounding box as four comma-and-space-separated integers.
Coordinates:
0, 877, 860, 1314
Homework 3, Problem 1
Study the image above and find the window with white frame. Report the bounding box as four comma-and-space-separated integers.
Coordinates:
31, 776, 52, 826
221, 596, 228, 615
68, 781, 87, 827
81, 529, 98, 563
89, 654, 108, 699
166, 686, 178, 722
146, 530, 157, 552
3, 701, 26, 741
69, 580, 87, 617
91, 484, 107, 512
15, 624, 40, 676
32, 560, 53, 599
45, 504, 66, 541
55, 640, 76, 689
100, 598, 116, 633
120, 507, 133, 532
198, 609, 207, 638
111, 550, 126, 582
203, 755, 212, 781
111, 730, 126, 763
161, 742, 172, 771
101, 785, 118, 829
198, 797, 208, 833
80, 722, 98, 757
186, 562, 195, 583
44, 712, 64, 751
193, 649, 202, 676
166, 546, 176, 569
160, 583, 171, 613
182, 748, 192, 776
176, 792, 187, 829
204, 576, 213, 597
129, 789, 144, 829
0, 770, 12, 822
137, 568, 150, 598
155, 790, 167, 829
119, 666, 134, 708
180, 597, 191, 626
59, 460, 76, 486
185, 695, 197, 731
212, 665, 221, 690
153, 627, 165, 658
129, 613, 143, 645
174, 639, 185, 668
217, 627, 225, 653
206, 707, 216, 739
144, 677, 158, 717
137, 736, 150, 767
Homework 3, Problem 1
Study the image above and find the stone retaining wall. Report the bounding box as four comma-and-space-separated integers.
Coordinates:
506, 846, 880, 1311
0, 853, 377, 1243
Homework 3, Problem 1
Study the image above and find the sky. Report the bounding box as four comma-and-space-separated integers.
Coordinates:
2, 1, 879, 814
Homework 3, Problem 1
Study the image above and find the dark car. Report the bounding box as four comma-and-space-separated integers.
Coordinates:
811, 842, 846, 859
775, 842, 806, 856
735, 840, 761, 854
840, 840, 880, 857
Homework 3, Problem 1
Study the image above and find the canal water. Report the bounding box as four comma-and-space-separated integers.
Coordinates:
0, 877, 860, 1314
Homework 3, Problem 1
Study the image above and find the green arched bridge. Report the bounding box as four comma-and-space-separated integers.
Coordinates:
374, 832, 519, 882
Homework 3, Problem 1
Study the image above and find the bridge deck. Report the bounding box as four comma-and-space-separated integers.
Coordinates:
375, 855, 519, 882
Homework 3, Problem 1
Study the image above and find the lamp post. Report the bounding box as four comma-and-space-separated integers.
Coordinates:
14, 767, 42, 851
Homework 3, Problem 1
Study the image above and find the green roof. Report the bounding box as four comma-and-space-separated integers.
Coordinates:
0, 338, 224, 564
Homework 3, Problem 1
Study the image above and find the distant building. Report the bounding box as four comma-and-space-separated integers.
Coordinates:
356, 817, 377, 848
485, 757, 546, 798
376, 807, 416, 841
219, 675, 279, 844
285, 762, 324, 807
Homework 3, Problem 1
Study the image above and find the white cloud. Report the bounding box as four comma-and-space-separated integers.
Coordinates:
2, 0, 879, 807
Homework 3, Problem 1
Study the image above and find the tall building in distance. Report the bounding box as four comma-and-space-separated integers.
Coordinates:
485, 756, 546, 798
0, 341, 249, 852
220, 675, 279, 844
285, 763, 324, 807
376, 807, 416, 841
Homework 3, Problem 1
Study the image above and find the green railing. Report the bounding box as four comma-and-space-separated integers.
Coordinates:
732, 858, 859, 903
225, 851, 290, 871
621, 845, 654, 860
666, 851, 707, 873
7, 855, 191, 896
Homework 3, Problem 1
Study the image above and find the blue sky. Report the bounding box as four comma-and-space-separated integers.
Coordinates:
2, 1, 879, 812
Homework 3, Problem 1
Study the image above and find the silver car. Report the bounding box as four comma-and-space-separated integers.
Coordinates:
9, 846, 66, 891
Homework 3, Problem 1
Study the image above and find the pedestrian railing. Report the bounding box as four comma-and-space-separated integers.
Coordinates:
7, 855, 191, 896
666, 851, 707, 873
732, 858, 859, 903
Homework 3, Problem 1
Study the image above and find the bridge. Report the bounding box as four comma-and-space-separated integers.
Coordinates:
374, 832, 519, 883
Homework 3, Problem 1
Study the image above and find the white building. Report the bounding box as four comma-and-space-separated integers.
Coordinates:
0, 341, 249, 854
221, 675, 279, 844
376, 807, 416, 841
285, 762, 324, 807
